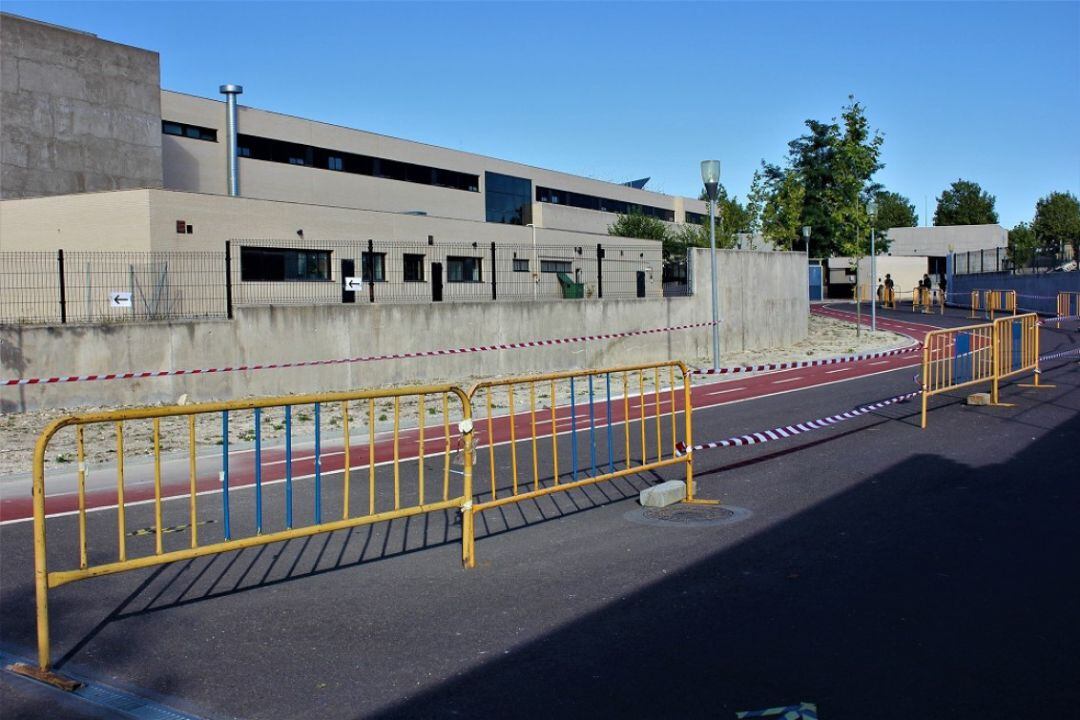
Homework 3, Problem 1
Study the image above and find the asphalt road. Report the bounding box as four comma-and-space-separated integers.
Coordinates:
1, 308, 1078, 719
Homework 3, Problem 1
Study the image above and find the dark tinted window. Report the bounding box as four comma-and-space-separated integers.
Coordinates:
536, 186, 674, 222
234, 134, 478, 192
513, 259, 529, 272
403, 254, 425, 282
447, 256, 482, 282
485, 172, 532, 225
361, 252, 386, 282
240, 247, 330, 281
540, 260, 572, 274
162, 120, 217, 142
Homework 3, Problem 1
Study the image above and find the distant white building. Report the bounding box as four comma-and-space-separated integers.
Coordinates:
883, 225, 1006, 257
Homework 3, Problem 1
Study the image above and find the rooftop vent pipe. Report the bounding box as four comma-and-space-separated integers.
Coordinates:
219, 84, 243, 196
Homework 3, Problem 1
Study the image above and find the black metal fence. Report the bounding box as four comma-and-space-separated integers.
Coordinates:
1, 239, 677, 325
954, 245, 1076, 275
0, 251, 227, 325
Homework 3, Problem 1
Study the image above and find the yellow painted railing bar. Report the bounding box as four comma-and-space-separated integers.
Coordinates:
417, 394, 425, 507
623, 371, 630, 471
638, 369, 646, 464
115, 422, 126, 562
153, 418, 163, 555
472, 457, 686, 513
682, 363, 695, 500
368, 399, 376, 515
550, 379, 559, 486
486, 386, 496, 500
342, 401, 351, 519
393, 397, 401, 511
529, 382, 539, 493
669, 365, 677, 457
47, 497, 470, 589
508, 385, 518, 496
188, 416, 197, 549
465, 360, 683, 394
76, 426, 86, 570
653, 366, 662, 462
441, 394, 450, 502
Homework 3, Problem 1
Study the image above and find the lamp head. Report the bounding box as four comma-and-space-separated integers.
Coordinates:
700, 160, 721, 201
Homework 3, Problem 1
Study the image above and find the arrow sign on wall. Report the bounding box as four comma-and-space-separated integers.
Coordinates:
344, 277, 363, 291
109, 292, 133, 308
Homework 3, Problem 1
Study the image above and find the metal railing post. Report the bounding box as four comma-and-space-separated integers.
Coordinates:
367, 239, 376, 303
596, 243, 604, 299
490, 242, 497, 301
57, 249, 67, 324
224, 241, 234, 320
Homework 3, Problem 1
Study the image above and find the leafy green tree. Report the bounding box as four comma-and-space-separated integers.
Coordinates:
933, 180, 998, 226
873, 190, 917, 231
761, 96, 884, 257
608, 211, 677, 262
1007, 222, 1038, 267
760, 171, 806, 250
1032, 191, 1080, 260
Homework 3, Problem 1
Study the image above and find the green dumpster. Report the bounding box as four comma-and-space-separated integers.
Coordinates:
557, 272, 584, 299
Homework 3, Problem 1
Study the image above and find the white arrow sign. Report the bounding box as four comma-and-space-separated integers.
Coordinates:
344, 277, 363, 291
109, 291, 132, 308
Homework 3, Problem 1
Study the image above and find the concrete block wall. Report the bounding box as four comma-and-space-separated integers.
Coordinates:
1, 248, 808, 412
0, 13, 163, 199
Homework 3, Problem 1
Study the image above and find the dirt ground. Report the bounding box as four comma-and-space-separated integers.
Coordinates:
0, 315, 907, 476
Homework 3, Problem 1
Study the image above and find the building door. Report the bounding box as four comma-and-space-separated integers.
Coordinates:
809, 264, 823, 301
636, 271, 646, 298
341, 259, 355, 304
431, 262, 443, 302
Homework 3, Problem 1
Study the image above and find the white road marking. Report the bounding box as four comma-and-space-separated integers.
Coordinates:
705, 387, 745, 396
771, 377, 803, 385
825, 368, 852, 375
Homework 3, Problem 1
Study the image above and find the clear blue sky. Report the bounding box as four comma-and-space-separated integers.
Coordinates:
6, 1, 1078, 228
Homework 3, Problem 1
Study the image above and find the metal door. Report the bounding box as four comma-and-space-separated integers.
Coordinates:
808, 265, 823, 301
432, 262, 443, 302
341, 259, 355, 303
636, 271, 646, 298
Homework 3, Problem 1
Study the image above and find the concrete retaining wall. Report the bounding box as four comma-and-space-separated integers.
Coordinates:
1, 248, 807, 412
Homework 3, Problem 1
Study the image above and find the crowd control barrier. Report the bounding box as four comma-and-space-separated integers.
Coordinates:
912, 287, 932, 313
920, 312, 1046, 428
986, 290, 1017, 320
1058, 292, 1079, 327
15, 385, 475, 685
461, 360, 701, 566
920, 321, 996, 428
993, 313, 1047, 399
969, 290, 983, 319
883, 287, 897, 309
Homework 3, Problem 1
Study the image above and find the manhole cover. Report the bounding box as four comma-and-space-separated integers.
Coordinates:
624, 503, 751, 528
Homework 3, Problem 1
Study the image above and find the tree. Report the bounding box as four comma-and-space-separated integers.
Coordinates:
873, 190, 918, 231
1007, 222, 1038, 267
933, 180, 998, 226
608, 211, 676, 262
760, 171, 806, 250
761, 96, 884, 257
1032, 191, 1080, 260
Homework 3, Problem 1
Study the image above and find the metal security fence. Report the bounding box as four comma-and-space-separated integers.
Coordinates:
954, 246, 1075, 275
0, 251, 227, 325
1, 239, 668, 325
228, 238, 663, 306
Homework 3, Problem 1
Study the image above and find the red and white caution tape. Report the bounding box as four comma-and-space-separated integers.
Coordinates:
689, 343, 920, 377
1040, 347, 1080, 362
1, 319, 719, 387
676, 390, 921, 453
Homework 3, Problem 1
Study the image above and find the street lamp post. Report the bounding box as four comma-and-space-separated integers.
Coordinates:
867, 199, 878, 332
701, 160, 721, 371
802, 225, 812, 301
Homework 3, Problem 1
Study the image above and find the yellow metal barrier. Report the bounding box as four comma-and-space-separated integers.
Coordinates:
920, 321, 996, 428
986, 290, 1017, 320
17, 384, 474, 684
993, 313, 1048, 399
969, 290, 983, 319
912, 286, 931, 313
1058, 291, 1079, 327
883, 287, 896, 309
461, 360, 701, 567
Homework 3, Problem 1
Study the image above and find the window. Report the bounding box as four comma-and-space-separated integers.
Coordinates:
235, 134, 478, 192
685, 211, 708, 225
361, 252, 386, 282
513, 258, 529, 272
240, 247, 331, 282
162, 120, 217, 142
536, 186, 675, 222
403, 253, 425, 282
540, 260, 572, 274
447, 256, 482, 283
485, 172, 532, 225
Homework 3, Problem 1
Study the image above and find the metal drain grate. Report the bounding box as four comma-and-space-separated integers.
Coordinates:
625, 503, 751, 528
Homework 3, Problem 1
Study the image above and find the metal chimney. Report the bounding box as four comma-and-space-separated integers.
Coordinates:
219, 84, 243, 196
